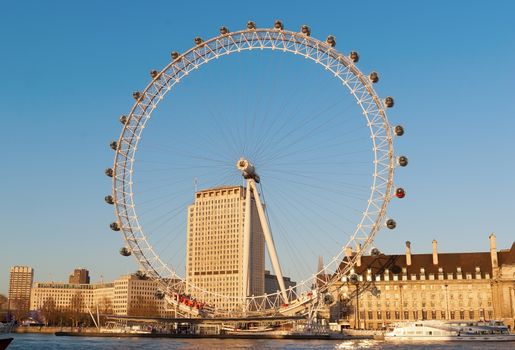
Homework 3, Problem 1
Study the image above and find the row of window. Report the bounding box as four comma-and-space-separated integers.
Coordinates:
357, 309, 493, 321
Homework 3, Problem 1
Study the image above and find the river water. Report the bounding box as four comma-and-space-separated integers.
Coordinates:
5, 334, 514, 349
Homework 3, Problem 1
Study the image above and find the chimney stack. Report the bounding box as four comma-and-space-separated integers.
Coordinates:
432, 239, 438, 265
345, 246, 353, 258
405, 241, 412, 266
489, 233, 498, 274
356, 244, 362, 267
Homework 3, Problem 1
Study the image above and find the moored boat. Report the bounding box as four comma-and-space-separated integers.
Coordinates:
385, 320, 515, 342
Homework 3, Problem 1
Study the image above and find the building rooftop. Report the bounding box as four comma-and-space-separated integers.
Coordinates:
339, 240, 514, 277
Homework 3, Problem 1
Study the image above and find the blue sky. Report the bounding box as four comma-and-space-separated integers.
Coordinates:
1, 0, 514, 294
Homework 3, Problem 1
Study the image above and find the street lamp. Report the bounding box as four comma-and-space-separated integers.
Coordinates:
444, 284, 450, 320
348, 274, 360, 329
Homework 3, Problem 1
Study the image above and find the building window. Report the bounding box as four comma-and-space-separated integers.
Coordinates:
368, 311, 373, 320
441, 311, 446, 319
460, 311, 465, 320
403, 311, 409, 320
450, 311, 455, 320
395, 311, 400, 319
469, 310, 474, 319
431, 311, 436, 320
377, 311, 382, 320
413, 311, 418, 320
386, 311, 391, 320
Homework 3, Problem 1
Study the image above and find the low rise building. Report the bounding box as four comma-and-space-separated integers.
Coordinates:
31, 273, 175, 317
332, 234, 515, 330
30, 282, 114, 313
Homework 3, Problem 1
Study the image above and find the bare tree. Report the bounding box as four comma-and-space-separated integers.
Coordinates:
11, 298, 29, 323
0, 294, 7, 321
69, 292, 84, 327
41, 297, 58, 326
98, 296, 113, 325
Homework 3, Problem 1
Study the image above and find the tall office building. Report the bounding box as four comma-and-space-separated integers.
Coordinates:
8, 266, 34, 314
68, 268, 90, 284
186, 186, 265, 311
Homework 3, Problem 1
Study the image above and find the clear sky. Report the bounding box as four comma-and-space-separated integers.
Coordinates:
1, 0, 514, 294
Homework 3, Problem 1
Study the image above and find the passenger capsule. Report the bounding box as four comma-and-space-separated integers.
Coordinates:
110, 222, 120, 231
394, 125, 404, 136
219, 26, 229, 35
274, 20, 284, 30
326, 35, 336, 47
349, 51, 359, 63
323, 294, 334, 305
384, 96, 394, 108
150, 70, 159, 79
171, 51, 179, 60
109, 141, 118, 150
105, 168, 114, 177
370, 248, 381, 256
398, 156, 408, 167
119, 115, 128, 125
104, 195, 114, 205
386, 219, 396, 229
132, 91, 142, 100
371, 286, 380, 297
194, 37, 203, 45
135, 270, 147, 279
349, 274, 358, 283
395, 188, 406, 199
155, 290, 165, 299
301, 25, 311, 36
119, 247, 131, 256
369, 71, 379, 83
247, 21, 256, 29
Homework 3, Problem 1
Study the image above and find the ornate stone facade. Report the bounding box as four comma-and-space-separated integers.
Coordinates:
332, 235, 515, 330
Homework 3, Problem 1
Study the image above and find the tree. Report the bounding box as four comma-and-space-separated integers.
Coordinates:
41, 297, 58, 326
69, 292, 84, 327
0, 294, 7, 306
11, 298, 29, 323
98, 296, 113, 325
0, 294, 7, 322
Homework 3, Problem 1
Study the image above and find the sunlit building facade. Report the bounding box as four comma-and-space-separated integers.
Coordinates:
186, 186, 265, 311
332, 235, 515, 330
8, 266, 34, 314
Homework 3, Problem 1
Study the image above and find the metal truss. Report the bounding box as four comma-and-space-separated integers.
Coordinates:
110, 26, 397, 317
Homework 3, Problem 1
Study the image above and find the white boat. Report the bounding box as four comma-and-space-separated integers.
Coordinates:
221, 324, 278, 335
100, 321, 152, 334
385, 320, 515, 342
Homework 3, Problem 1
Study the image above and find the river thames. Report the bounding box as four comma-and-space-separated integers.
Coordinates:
5, 334, 513, 349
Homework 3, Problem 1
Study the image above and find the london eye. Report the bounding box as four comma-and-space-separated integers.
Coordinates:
105, 21, 407, 318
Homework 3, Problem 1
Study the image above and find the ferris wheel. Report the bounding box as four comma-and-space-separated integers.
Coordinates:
105, 21, 407, 317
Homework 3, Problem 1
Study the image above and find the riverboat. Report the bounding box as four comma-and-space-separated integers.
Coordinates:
385, 320, 515, 342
